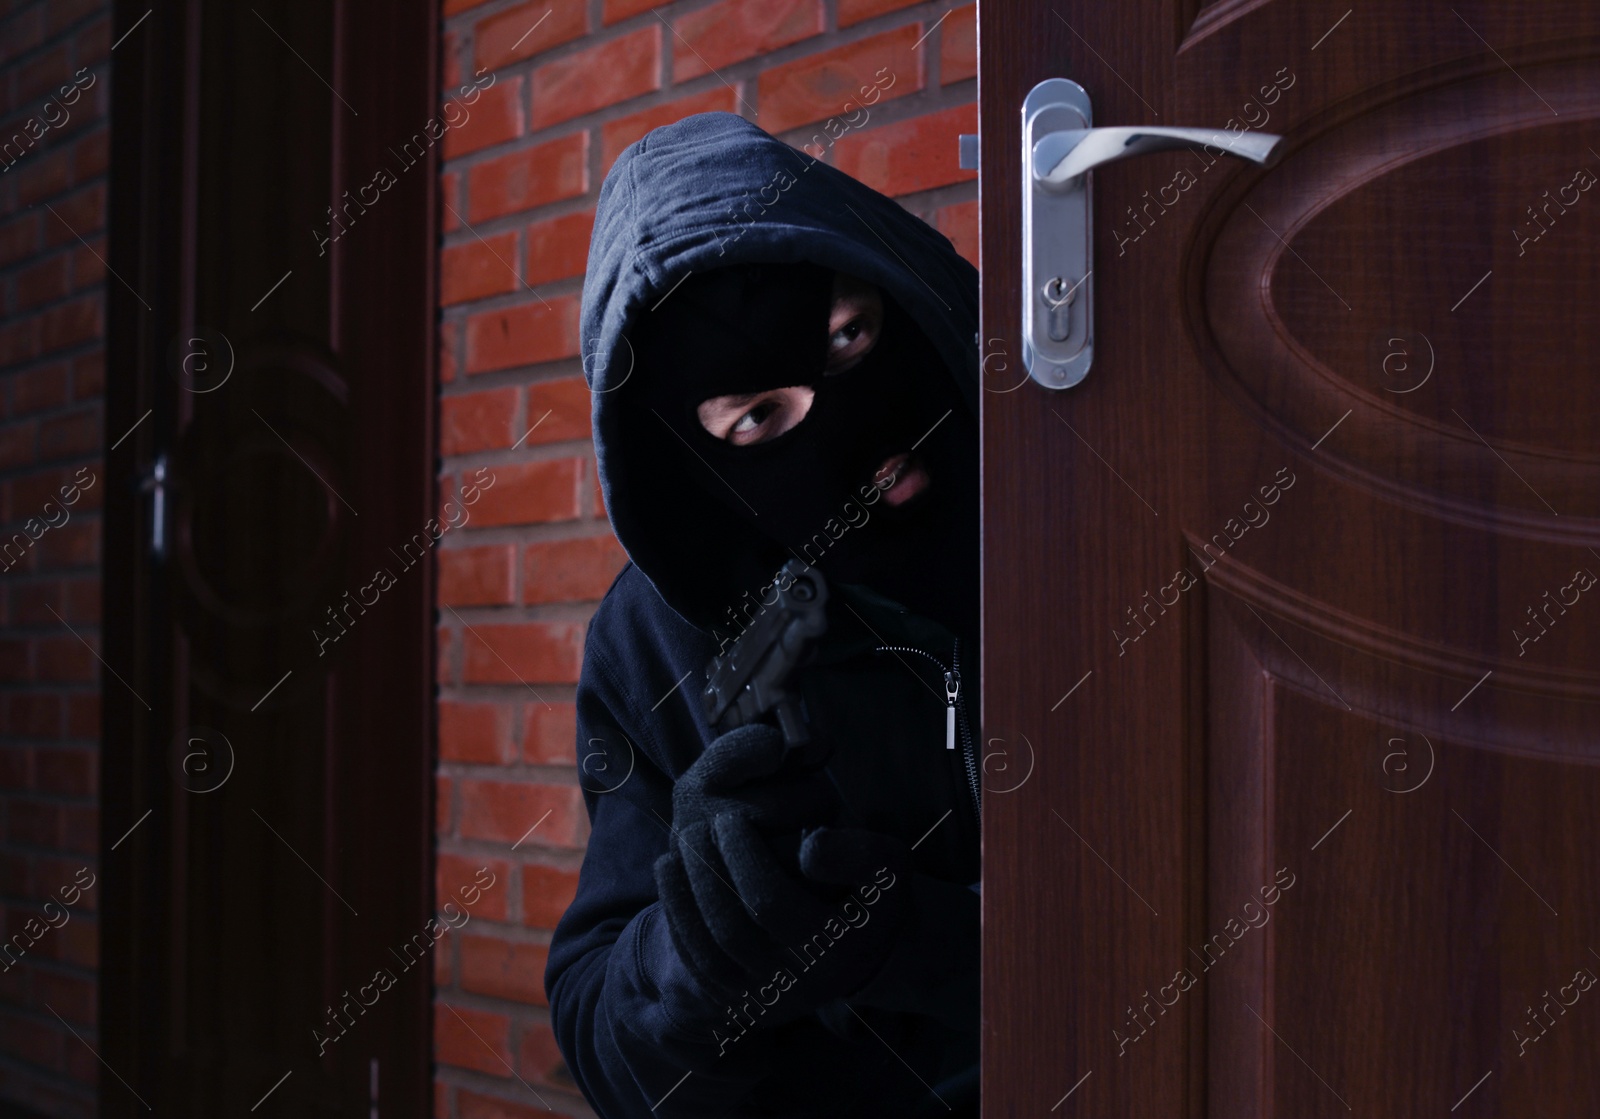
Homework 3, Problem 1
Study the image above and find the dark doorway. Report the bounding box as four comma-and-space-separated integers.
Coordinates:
102, 1, 437, 1114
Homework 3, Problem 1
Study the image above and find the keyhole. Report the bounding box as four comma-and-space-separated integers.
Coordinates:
1043, 276, 1078, 342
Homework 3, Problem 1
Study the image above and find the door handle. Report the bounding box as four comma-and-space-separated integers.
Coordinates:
1021, 79, 1283, 389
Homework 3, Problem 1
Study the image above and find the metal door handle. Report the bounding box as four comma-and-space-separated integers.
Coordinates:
1034, 126, 1280, 188
1022, 79, 1283, 389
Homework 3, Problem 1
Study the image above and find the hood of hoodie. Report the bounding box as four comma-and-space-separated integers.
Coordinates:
580, 111, 980, 638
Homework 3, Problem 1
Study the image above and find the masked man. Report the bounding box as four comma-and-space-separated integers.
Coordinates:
544, 112, 981, 1118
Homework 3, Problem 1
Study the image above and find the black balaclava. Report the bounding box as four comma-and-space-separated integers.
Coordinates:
623, 261, 979, 649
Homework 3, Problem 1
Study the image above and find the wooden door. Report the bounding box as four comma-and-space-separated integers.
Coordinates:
101, 1, 437, 1114
979, 4, 1600, 1116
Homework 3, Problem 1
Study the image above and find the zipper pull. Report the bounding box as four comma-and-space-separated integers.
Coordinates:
944, 669, 960, 749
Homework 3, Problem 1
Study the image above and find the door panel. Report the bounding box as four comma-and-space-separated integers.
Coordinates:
102, 1, 437, 1114
980, 3, 1600, 1115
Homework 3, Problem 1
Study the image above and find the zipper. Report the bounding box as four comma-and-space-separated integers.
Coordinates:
952, 638, 981, 821
872, 640, 982, 822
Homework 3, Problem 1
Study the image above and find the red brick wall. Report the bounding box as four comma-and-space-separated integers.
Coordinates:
433, 1, 974, 1114
0, 0, 110, 1115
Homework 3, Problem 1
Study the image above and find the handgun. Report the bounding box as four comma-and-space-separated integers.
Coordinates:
701, 559, 829, 761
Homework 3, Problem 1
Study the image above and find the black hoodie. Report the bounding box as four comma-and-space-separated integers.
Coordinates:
544, 111, 982, 1118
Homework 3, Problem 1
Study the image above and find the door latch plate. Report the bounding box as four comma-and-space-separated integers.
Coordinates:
1022, 78, 1094, 389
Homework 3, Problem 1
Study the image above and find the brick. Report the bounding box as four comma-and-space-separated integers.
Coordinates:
475, 1, 587, 71
435, 1081, 451, 1119
436, 1001, 512, 1076
63, 576, 99, 624
0, 421, 36, 469
55, 915, 96, 968
15, 256, 69, 310
516, 1020, 570, 1085
445, 0, 491, 13
438, 772, 455, 832
0, 1010, 61, 1071
46, 0, 101, 35
11, 578, 61, 622
521, 862, 579, 928
439, 317, 460, 384
459, 934, 551, 1004
71, 237, 107, 289
935, 198, 978, 267
442, 232, 520, 306
459, 779, 586, 848
8, 693, 62, 738
592, 462, 606, 519
464, 296, 582, 373
434, 932, 454, 986
0, 216, 41, 267
439, 544, 517, 607
0, 9, 44, 68
457, 1085, 564, 1119
35, 520, 98, 569
466, 458, 583, 526
70, 352, 101, 398
531, 26, 661, 130
11, 363, 69, 414
60, 804, 96, 853
838, 0, 920, 26
77, 15, 112, 65
462, 620, 585, 684
437, 852, 510, 921
523, 534, 626, 605
522, 702, 577, 765
442, 75, 524, 159
833, 102, 976, 197
671, 0, 823, 83
940, 3, 976, 83
32, 971, 94, 1026
33, 856, 93, 904
0, 953, 17, 1000
14, 150, 71, 207
15, 46, 70, 104
72, 128, 108, 179
0, 747, 29, 788
38, 296, 101, 352
39, 406, 98, 459
0, 320, 39, 369
41, 184, 106, 246
0, 640, 28, 682
602, 0, 658, 24
442, 169, 462, 232
35, 637, 94, 684
12, 465, 99, 515
35, 746, 93, 796
443, 28, 463, 90
524, 210, 593, 287
8, 800, 59, 846
439, 698, 516, 764
467, 132, 587, 222
600, 88, 739, 172
757, 23, 923, 133
522, 376, 591, 444
0, 852, 25, 892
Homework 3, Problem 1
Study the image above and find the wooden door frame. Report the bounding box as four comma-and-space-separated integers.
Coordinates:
100, 0, 439, 1111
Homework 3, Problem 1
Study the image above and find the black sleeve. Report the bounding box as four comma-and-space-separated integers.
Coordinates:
544, 641, 780, 1117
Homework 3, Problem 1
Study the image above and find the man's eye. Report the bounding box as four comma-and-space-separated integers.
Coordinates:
824, 313, 880, 374
730, 401, 777, 442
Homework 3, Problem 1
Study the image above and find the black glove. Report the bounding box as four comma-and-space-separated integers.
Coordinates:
653, 726, 913, 1025
669, 723, 840, 841
728, 820, 913, 1002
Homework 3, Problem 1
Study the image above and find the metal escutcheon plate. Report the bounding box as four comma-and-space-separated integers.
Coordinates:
1022, 78, 1094, 389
